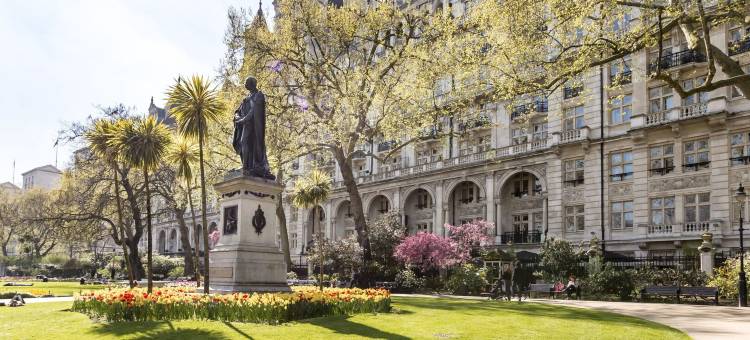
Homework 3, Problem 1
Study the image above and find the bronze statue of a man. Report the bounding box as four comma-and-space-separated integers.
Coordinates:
233, 77, 275, 180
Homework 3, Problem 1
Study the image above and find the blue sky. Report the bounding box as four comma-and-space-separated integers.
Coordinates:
0, 0, 271, 185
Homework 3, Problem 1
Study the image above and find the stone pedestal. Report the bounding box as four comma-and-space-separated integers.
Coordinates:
698, 233, 715, 276
209, 175, 290, 293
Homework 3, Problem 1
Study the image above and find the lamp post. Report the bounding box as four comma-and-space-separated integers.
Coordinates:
734, 183, 748, 307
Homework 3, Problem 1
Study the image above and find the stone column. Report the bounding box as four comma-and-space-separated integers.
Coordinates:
486, 175, 495, 225
325, 202, 333, 239
698, 232, 715, 276
435, 183, 444, 235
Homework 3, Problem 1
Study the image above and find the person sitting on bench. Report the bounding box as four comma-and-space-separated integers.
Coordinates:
562, 275, 577, 299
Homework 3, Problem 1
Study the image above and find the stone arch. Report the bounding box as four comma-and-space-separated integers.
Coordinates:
402, 188, 435, 235
495, 167, 548, 194
333, 200, 354, 240
400, 184, 437, 212
443, 176, 486, 203
168, 229, 177, 253
496, 169, 547, 245
366, 194, 392, 221
447, 180, 486, 226
157, 230, 166, 254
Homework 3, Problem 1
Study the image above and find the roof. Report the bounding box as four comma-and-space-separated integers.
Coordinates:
148, 97, 176, 127
0, 182, 20, 191
21, 164, 62, 176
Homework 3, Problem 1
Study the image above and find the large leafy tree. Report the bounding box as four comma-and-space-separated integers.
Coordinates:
0, 189, 20, 257
292, 169, 332, 291
462, 0, 750, 101
242, 0, 456, 286
113, 116, 171, 292
85, 118, 135, 287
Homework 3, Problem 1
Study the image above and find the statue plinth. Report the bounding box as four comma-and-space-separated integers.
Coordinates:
209, 174, 290, 293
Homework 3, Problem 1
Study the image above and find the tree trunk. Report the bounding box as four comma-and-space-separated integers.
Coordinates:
144, 168, 154, 293
113, 166, 135, 287
198, 126, 211, 294
275, 169, 293, 272
127, 240, 145, 279
333, 148, 373, 287
186, 178, 202, 287
174, 207, 195, 277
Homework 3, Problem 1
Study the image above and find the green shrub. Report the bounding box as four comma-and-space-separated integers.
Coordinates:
394, 269, 424, 290
587, 263, 634, 300
708, 255, 750, 299
287, 271, 298, 280
539, 238, 586, 282
446, 264, 488, 295
168, 265, 185, 279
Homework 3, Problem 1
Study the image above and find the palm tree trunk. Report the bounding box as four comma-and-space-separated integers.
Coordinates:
112, 165, 134, 287
174, 207, 195, 277
198, 126, 210, 294
275, 169, 293, 272
144, 168, 154, 293
186, 177, 201, 287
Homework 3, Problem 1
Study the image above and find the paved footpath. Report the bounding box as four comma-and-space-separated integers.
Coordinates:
529, 299, 750, 340
394, 294, 750, 340
1, 296, 73, 305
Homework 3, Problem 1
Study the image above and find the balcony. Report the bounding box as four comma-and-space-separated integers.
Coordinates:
511, 100, 548, 121
609, 70, 632, 85
500, 231, 542, 245
632, 98, 718, 129
495, 137, 549, 158
642, 222, 718, 238
557, 127, 589, 144
563, 86, 583, 99
377, 141, 397, 152
729, 37, 750, 56
419, 126, 442, 140
648, 49, 706, 73
458, 114, 491, 133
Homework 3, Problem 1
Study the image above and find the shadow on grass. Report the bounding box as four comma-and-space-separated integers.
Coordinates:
89, 320, 230, 340
301, 314, 409, 340
223, 321, 255, 339
393, 296, 680, 333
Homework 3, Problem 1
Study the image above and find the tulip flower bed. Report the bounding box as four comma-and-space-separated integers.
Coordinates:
71, 286, 391, 324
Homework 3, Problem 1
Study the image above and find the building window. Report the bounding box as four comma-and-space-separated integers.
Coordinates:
532, 212, 543, 232
650, 197, 675, 226
731, 132, 750, 165
416, 192, 432, 209
290, 233, 298, 250
511, 173, 541, 198
649, 85, 675, 114
649, 144, 675, 175
683, 139, 710, 171
458, 182, 476, 204
565, 205, 585, 232
476, 135, 491, 153
563, 159, 584, 187
610, 151, 633, 181
511, 127, 526, 145
609, 56, 632, 85
458, 140, 472, 156
682, 77, 708, 106
512, 214, 529, 233
611, 201, 634, 230
533, 123, 548, 141
610, 94, 632, 124
416, 223, 431, 233
563, 105, 585, 131
684, 193, 710, 225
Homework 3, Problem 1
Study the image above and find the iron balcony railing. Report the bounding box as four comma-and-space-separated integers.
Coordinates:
501, 230, 542, 244
511, 100, 549, 121
729, 37, 750, 56
609, 70, 632, 85
648, 49, 706, 73
377, 141, 397, 152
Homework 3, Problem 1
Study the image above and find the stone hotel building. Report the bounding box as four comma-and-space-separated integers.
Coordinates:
282, 1, 750, 259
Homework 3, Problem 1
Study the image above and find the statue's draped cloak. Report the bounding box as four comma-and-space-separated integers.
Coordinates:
233, 90, 272, 178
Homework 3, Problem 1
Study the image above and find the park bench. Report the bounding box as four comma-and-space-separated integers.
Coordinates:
640, 286, 680, 302
678, 287, 719, 305
374, 281, 396, 290
529, 283, 556, 298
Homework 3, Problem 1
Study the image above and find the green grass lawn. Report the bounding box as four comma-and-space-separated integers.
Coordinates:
0, 296, 688, 339
1, 281, 110, 297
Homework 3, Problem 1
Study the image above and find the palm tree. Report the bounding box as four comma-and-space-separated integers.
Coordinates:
292, 169, 331, 291
167, 75, 224, 294
165, 136, 202, 286
112, 116, 171, 293
85, 118, 135, 287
